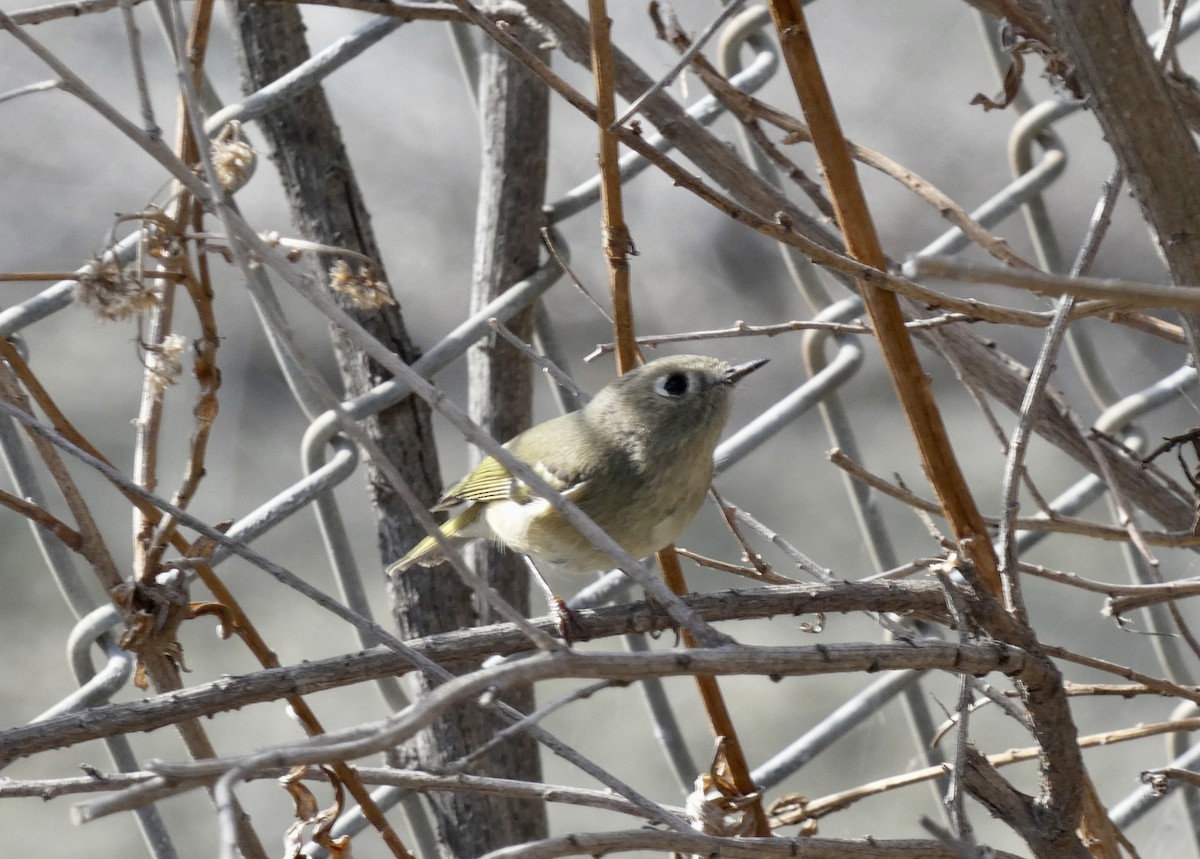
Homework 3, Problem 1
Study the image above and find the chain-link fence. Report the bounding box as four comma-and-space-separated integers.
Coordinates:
2, 1, 1200, 857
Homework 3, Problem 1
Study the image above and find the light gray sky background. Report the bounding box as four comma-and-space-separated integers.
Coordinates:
0, 2, 1195, 856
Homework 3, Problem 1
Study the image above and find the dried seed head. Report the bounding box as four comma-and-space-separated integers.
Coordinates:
210, 122, 256, 192
76, 257, 162, 321
145, 333, 188, 399
328, 259, 395, 311
143, 217, 185, 263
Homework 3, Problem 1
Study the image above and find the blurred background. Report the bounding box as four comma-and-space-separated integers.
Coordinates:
2, 1, 1198, 856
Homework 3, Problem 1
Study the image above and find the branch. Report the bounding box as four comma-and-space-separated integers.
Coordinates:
828, 448, 1200, 548
0, 582, 953, 764
479, 830, 1028, 859
774, 716, 1200, 825
909, 256, 1200, 311
766, 0, 1002, 598
1040, 0, 1200, 362
70, 765, 687, 823
134, 643, 1022, 816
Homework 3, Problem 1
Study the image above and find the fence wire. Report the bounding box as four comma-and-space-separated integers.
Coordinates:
2, 2, 1200, 858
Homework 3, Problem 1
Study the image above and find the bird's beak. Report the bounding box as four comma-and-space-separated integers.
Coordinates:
724, 357, 769, 384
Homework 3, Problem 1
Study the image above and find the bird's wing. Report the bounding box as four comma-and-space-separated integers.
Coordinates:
434, 456, 589, 510
433, 456, 514, 509
435, 412, 598, 510
520, 464, 590, 506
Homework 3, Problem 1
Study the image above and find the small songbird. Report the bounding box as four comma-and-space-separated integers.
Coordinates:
390, 355, 767, 583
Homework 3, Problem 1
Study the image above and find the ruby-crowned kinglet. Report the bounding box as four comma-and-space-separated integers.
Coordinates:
390, 354, 768, 577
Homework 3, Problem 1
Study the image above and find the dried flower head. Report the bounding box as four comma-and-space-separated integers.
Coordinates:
145, 333, 189, 399
76, 257, 162, 321
142, 214, 185, 264
328, 259, 395, 311
211, 121, 256, 192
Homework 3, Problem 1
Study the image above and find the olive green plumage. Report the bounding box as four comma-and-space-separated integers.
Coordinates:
390, 354, 767, 576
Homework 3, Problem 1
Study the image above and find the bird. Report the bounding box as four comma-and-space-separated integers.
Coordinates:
390, 354, 768, 587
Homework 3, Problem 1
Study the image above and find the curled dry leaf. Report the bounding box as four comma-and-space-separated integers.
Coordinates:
798, 612, 826, 634
281, 765, 351, 859
182, 523, 239, 638
189, 601, 239, 640
971, 50, 1025, 111
971, 18, 1078, 111
766, 793, 819, 835
684, 737, 762, 837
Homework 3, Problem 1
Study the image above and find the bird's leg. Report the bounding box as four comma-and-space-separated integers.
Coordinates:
522, 554, 556, 601
522, 555, 585, 643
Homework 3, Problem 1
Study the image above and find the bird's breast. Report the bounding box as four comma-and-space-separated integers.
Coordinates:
482, 441, 716, 574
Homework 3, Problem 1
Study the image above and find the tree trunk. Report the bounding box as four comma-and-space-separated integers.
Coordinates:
459, 2, 552, 846
226, 3, 551, 853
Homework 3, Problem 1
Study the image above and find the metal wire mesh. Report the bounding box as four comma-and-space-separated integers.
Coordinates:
2, 2, 1200, 857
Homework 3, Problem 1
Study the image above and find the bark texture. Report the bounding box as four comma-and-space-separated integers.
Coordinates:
223, 5, 542, 855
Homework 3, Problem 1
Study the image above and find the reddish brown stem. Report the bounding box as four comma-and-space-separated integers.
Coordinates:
587, 0, 768, 835
765, 0, 1002, 599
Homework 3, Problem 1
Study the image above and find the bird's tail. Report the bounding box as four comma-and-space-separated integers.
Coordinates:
387, 504, 484, 574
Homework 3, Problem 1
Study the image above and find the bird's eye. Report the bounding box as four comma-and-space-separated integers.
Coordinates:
661, 373, 689, 396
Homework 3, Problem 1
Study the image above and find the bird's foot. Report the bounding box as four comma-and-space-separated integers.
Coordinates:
547, 594, 587, 644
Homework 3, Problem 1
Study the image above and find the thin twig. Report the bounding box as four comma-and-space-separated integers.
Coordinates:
708, 488, 781, 581
0, 362, 124, 592
658, 11, 1034, 273
1042, 644, 1200, 706
487, 318, 589, 403
539, 227, 612, 323
1019, 561, 1200, 598
586, 318, 872, 360
118, 0, 159, 139
996, 295, 1075, 615
829, 448, 1200, 548
587, 313, 983, 360
908, 255, 1200, 311
772, 716, 1200, 826
611, 0, 747, 129
933, 570, 977, 845
66, 764, 689, 821
0, 487, 83, 550
451, 681, 614, 771
674, 548, 801, 586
